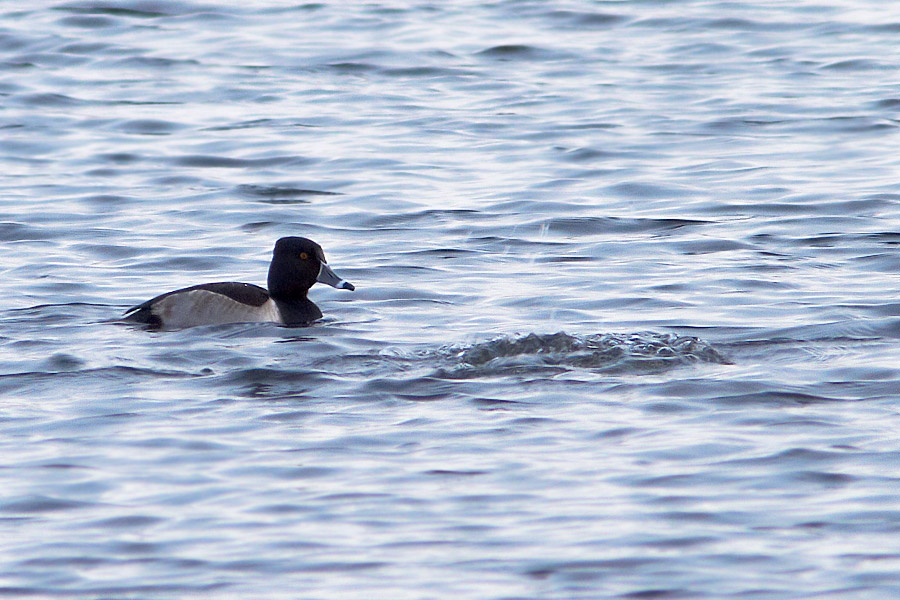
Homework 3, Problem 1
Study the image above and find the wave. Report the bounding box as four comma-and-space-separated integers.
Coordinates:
436, 331, 728, 378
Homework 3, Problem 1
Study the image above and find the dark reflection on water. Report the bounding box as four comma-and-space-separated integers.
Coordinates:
1, 0, 900, 598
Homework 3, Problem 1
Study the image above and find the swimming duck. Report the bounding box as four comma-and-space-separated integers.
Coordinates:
124, 237, 354, 329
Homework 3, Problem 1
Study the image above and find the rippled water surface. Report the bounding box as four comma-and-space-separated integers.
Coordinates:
2, 1, 900, 598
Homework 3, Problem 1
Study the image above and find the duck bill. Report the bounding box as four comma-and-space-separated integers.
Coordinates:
317, 263, 355, 291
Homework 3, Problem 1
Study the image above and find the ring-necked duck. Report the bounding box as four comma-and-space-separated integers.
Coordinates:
124, 237, 354, 329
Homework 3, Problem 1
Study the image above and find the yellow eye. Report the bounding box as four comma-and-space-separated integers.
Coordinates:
299, 252, 308, 259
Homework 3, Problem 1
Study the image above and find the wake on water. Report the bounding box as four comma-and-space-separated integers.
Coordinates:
437, 331, 729, 378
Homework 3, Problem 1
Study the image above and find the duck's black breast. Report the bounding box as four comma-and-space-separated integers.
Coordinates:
124, 282, 280, 329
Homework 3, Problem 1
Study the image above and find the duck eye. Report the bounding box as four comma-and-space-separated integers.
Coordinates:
299, 252, 308, 259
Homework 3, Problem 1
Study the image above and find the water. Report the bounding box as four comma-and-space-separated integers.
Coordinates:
1, 1, 900, 597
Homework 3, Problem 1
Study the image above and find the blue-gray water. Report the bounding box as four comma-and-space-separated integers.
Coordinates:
2, 1, 900, 598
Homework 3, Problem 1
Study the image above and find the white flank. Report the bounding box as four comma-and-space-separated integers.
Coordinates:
153, 290, 282, 329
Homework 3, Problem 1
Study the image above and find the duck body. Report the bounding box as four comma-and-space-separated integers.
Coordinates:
124, 237, 353, 329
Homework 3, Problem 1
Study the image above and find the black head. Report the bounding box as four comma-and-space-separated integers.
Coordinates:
267, 237, 354, 302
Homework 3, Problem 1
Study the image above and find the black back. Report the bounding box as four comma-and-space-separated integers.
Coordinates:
181, 282, 270, 306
